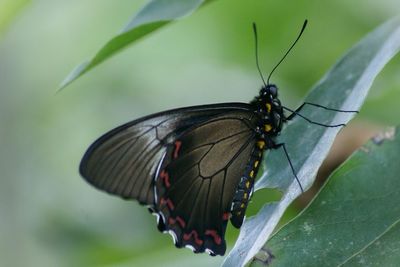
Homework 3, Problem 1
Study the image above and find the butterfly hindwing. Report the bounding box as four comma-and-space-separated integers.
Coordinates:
154, 112, 258, 255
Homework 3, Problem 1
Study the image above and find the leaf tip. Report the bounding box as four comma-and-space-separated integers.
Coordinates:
59, 61, 90, 90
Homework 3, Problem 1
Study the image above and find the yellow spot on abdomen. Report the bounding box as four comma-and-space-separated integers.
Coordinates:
245, 181, 250, 188
254, 161, 259, 168
264, 124, 272, 132
266, 103, 272, 113
240, 203, 245, 208
257, 140, 265, 149
250, 170, 254, 178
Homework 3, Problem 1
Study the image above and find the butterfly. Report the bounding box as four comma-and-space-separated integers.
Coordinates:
79, 20, 356, 256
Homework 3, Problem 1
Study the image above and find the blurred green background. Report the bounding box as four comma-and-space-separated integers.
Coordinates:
1, 0, 399, 266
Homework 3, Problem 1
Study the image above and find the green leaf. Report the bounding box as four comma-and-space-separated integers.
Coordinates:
59, 0, 214, 89
0, 0, 30, 35
252, 127, 399, 267
341, 217, 400, 266
223, 17, 400, 267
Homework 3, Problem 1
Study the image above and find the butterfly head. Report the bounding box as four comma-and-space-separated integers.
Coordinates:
260, 84, 278, 99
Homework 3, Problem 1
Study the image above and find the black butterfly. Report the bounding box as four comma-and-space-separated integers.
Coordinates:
79, 21, 356, 256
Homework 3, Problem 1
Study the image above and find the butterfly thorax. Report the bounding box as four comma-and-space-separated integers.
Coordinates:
251, 84, 285, 147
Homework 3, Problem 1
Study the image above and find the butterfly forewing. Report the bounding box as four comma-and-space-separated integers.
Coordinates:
80, 103, 257, 206
80, 120, 164, 204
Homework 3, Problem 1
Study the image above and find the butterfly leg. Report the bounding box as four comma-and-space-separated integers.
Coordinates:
273, 142, 304, 193
286, 102, 358, 121
282, 105, 356, 128
284, 102, 358, 125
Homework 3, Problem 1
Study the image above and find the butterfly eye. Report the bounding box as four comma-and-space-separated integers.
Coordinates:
268, 85, 278, 98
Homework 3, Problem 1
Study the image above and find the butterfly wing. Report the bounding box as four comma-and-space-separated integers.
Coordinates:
154, 111, 260, 255
80, 103, 255, 205
80, 103, 260, 255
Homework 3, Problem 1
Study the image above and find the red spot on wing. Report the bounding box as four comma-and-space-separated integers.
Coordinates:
160, 197, 175, 211
205, 230, 222, 245
183, 233, 190, 240
183, 230, 203, 245
222, 212, 230, 221
173, 141, 182, 159
167, 216, 186, 228
160, 197, 166, 206
176, 216, 186, 228
159, 170, 171, 188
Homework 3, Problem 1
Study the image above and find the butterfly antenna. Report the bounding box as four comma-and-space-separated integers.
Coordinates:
266, 20, 308, 85
253, 23, 268, 88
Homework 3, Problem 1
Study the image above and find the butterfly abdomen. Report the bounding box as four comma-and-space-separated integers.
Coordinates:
230, 139, 264, 228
